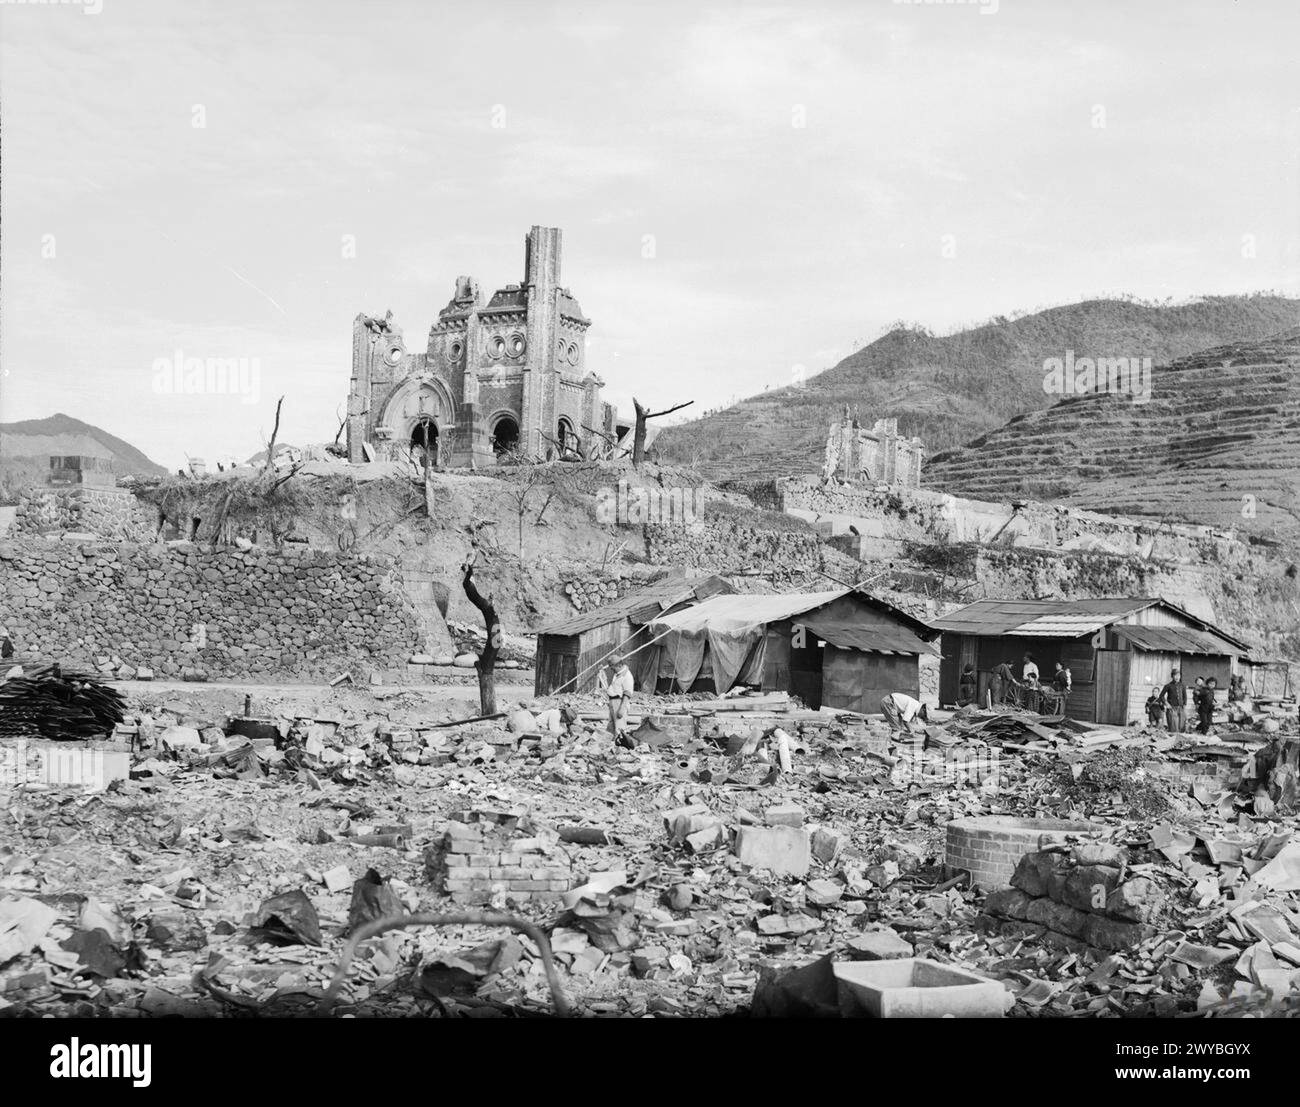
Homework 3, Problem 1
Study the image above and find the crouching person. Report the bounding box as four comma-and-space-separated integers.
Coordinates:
881, 691, 929, 735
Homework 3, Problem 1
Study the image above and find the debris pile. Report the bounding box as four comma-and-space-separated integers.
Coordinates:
0, 665, 126, 741
1, 676, 1297, 1018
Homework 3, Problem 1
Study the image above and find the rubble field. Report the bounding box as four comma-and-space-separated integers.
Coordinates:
2, 678, 1299, 1019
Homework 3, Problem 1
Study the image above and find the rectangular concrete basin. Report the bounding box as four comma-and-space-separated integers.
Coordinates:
833, 958, 1008, 1018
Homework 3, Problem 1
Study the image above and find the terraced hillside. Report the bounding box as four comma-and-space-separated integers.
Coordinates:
925, 331, 1300, 541
654, 296, 1299, 484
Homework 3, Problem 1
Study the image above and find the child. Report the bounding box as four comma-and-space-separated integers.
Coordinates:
1145, 691, 1163, 727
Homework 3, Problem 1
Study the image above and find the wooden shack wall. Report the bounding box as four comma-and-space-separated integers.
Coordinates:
822, 647, 918, 714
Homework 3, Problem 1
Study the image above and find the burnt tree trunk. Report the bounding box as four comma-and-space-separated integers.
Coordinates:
632, 399, 650, 468
461, 556, 499, 715
631, 397, 693, 468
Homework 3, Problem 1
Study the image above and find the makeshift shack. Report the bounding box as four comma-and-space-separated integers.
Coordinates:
642, 589, 939, 710
933, 597, 1248, 724
533, 574, 733, 695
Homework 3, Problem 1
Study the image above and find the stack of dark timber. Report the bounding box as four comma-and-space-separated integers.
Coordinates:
0, 663, 127, 741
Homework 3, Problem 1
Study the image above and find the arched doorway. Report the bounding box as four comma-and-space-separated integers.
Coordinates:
410, 417, 439, 471
557, 416, 578, 457
491, 414, 520, 460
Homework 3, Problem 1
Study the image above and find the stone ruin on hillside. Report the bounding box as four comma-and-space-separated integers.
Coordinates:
821, 407, 924, 489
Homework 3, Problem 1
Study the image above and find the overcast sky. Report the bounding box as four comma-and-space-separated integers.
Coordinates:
1, 0, 1296, 468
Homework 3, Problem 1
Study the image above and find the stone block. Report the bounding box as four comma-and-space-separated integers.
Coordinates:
1082, 914, 1149, 952
805, 878, 842, 907
1105, 877, 1165, 924
810, 826, 845, 864
845, 929, 913, 961
733, 825, 811, 877
982, 887, 1034, 921
765, 804, 805, 827
1024, 896, 1089, 939
1071, 841, 1127, 868
1059, 864, 1122, 912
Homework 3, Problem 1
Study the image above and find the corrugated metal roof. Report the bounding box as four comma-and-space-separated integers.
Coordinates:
536, 574, 732, 637
932, 598, 1158, 637
802, 619, 940, 656
1114, 625, 1241, 656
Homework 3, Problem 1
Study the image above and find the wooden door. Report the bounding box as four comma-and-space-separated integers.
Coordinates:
1094, 649, 1132, 725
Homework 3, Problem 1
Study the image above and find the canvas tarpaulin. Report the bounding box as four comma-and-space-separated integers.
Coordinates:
644, 590, 849, 693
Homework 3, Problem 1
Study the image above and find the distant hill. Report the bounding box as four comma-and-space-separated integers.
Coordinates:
0, 412, 166, 502
925, 330, 1300, 541
653, 295, 1300, 484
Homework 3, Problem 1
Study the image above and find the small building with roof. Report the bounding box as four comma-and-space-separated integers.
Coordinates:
533, 574, 734, 696
931, 597, 1249, 723
642, 588, 940, 711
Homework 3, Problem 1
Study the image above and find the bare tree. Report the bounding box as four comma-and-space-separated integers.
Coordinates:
261, 396, 286, 474
461, 549, 499, 715
632, 397, 693, 467
581, 422, 619, 461
501, 454, 546, 557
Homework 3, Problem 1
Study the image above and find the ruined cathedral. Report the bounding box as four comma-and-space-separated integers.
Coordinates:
347, 226, 619, 467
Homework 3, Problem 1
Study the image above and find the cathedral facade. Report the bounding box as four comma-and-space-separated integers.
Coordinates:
347, 226, 618, 468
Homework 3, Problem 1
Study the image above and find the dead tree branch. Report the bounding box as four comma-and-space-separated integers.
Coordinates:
261, 395, 285, 474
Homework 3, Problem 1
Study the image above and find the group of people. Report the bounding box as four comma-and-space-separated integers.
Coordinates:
957, 654, 1073, 714
593, 649, 1238, 746
1144, 668, 1240, 735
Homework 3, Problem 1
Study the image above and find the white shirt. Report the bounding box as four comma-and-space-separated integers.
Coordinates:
606, 666, 634, 698
1023, 662, 1039, 683
886, 692, 923, 722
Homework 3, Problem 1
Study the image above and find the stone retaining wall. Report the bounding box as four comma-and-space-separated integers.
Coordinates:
13, 487, 156, 543
0, 537, 422, 681
644, 520, 822, 584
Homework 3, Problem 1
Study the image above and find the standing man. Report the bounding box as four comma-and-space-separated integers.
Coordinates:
991, 659, 1019, 707
1160, 668, 1187, 734
880, 691, 929, 734
1196, 677, 1218, 734
600, 654, 635, 744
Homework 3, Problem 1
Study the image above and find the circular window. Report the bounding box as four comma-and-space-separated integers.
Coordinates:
566, 342, 580, 365
385, 345, 403, 366
508, 333, 526, 358
491, 336, 506, 359
449, 341, 464, 362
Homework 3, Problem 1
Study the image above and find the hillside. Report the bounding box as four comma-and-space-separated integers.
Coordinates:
925, 330, 1300, 542
654, 295, 1300, 484
0, 412, 167, 502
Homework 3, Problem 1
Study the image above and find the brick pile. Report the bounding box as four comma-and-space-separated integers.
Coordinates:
981, 842, 1166, 953
426, 808, 574, 906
